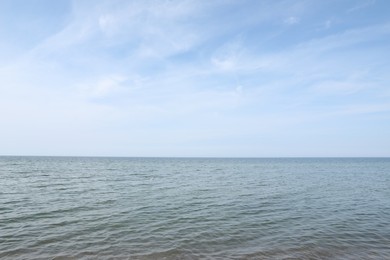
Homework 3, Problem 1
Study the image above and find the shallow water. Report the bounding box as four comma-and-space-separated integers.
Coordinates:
1, 157, 389, 259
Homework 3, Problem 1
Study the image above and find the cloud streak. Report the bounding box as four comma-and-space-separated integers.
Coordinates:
0, 0, 389, 156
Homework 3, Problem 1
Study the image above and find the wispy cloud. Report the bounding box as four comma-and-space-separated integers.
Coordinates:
0, 0, 389, 156
284, 16, 300, 25
78, 74, 128, 99
347, 0, 376, 13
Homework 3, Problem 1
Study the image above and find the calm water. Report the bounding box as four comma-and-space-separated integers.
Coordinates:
1, 157, 389, 259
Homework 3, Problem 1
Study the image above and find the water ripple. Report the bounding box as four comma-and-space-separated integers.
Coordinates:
0, 157, 389, 259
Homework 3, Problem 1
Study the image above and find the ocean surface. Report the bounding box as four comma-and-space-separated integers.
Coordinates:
0, 157, 389, 259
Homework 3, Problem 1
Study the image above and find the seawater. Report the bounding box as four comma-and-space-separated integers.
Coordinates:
0, 157, 389, 259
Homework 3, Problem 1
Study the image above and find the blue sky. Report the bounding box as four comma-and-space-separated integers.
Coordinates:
0, 0, 389, 157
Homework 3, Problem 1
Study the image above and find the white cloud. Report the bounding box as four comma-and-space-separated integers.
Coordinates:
310, 80, 367, 96
1, 0, 390, 156
324, 19, 333, 29
211, 39, 243, 71
78, 74, 128, 99
347, 0, 376, 13
284, 16, 300, 25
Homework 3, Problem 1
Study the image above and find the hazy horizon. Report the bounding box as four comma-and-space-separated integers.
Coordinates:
0, 154, 390, 159
1, 0, 390, 157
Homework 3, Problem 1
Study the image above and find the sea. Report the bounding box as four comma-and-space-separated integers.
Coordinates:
0, 157, 389, 259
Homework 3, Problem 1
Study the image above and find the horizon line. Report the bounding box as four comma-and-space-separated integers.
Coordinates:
1, 155, 389, 159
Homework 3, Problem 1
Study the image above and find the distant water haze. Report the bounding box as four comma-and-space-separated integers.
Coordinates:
1, 157, 389, 259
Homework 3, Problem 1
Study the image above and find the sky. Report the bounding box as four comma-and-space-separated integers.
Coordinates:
0, 0, 390, 157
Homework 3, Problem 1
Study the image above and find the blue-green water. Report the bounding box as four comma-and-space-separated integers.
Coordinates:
1, 157, 389, 259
